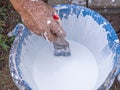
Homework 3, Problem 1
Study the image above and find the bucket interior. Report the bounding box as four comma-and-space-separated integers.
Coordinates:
9, 4, 120, 90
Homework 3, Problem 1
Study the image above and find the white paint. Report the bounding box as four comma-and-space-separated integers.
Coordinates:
47, 20, 51, 25
21, 18, 24, 22
61, 14, 114, 88
30, 0, 39, 1
71, 0, 86, 5
55, 5, 68, 11
117, 74, 120, 83
33, 40, 98, 90
112, 0, 115, 2
8, 31, 14, 37
20, 13, 115, 90
43, 31, 51, 43
115, 39, 119, 43
89, 0, 92, 3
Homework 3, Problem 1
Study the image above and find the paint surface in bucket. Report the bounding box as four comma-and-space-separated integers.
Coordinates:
33, 40, 98, 90
20, 14, 114, 90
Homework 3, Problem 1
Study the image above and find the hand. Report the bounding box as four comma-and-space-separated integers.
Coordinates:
10, 0, 66, 42
10, 0, 70, 56
21, 1, 66, 42
42, 9, 66, 42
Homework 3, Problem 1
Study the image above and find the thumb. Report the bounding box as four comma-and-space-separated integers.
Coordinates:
50, 20, 66, 38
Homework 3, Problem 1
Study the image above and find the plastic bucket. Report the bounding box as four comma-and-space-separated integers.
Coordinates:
9, 4, 120, 90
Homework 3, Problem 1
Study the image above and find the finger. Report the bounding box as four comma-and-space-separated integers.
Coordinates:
50, 20, 66, 38
43, 30, 57, 43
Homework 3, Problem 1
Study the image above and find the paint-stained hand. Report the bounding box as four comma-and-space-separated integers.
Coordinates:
10, 0, 66, 42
